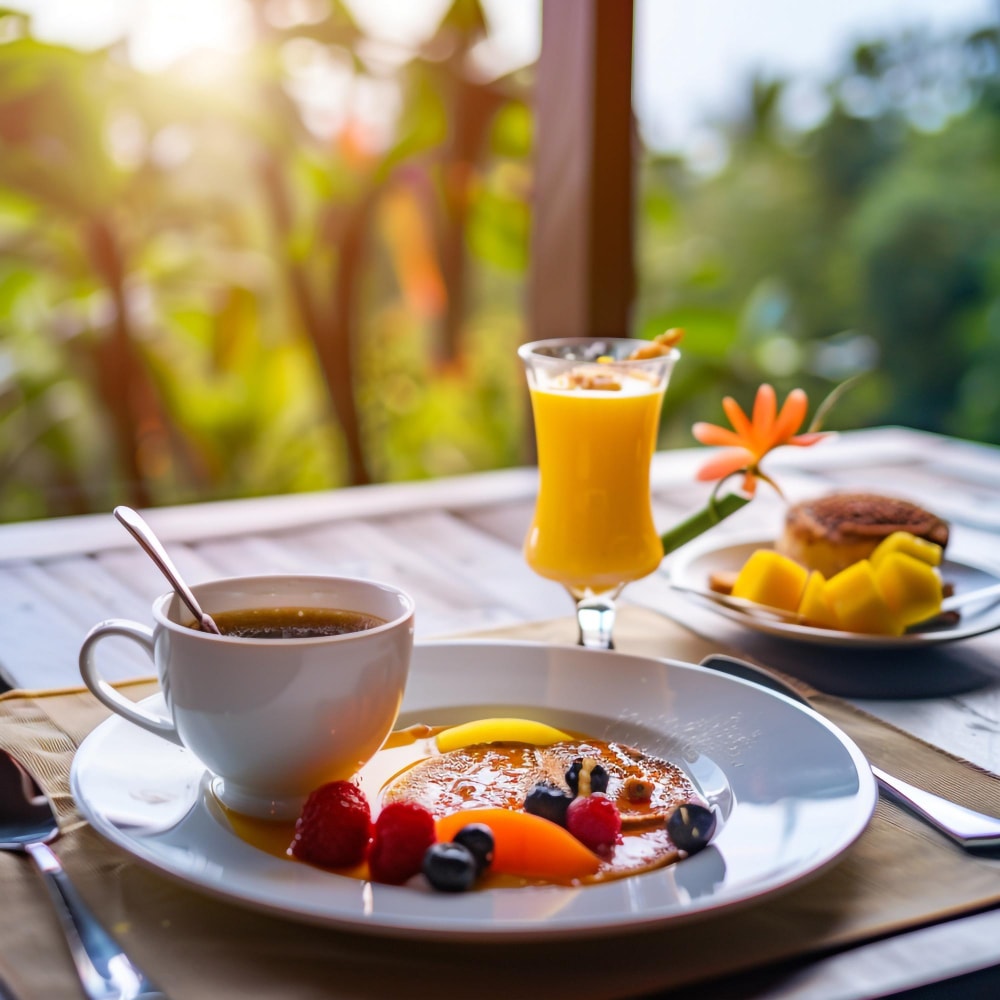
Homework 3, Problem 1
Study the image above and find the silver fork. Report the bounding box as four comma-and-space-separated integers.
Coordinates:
699, 655, 1000, 852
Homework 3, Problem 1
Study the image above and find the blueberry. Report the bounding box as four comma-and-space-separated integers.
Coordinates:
523, 782, 573, 826
565, 758, 609, 796
565, 758, 583, 795
422, 842, 478, 892
588, 764, 610, 795
666, 803, 717, 854
452, 823, 495, 874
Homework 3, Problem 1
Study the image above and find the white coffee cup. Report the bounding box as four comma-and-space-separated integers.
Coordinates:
79, 574, 415, 819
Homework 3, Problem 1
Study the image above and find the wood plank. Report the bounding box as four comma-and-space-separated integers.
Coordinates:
376, 509, 572, 620
0, 563, 138, 688
0, 467, 541, 562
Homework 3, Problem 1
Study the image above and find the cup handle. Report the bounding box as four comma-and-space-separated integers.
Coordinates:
79, 620, 183, 747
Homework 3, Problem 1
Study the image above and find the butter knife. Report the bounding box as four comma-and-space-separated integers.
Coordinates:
699, 654, 1000, 852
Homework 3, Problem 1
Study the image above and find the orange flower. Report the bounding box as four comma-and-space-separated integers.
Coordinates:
692, 384, 827, 495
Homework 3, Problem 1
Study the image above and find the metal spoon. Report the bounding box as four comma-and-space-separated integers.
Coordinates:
699, 654, 1000, 852
0, 748, 167, 998
113, 505, 221, 635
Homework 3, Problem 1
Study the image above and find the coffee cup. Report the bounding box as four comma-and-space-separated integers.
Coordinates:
79, 574, 415, 819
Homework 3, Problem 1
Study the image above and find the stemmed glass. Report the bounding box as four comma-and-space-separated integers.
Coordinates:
519, 337, 679, 649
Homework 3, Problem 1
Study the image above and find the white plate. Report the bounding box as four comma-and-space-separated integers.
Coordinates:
668, 537, 1000, 648
71, 641, 876, 941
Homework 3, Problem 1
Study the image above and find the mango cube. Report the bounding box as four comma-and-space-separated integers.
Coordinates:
870, 531, 943, 569
732, 550, 809, 612
797, 570, 840, 630
825, 560, 904, 636
874, 551, 943, 627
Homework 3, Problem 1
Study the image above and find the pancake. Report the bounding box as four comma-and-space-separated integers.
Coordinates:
382, 737, 703, 883
776, 492, 949, 577
383, 738, 697, 830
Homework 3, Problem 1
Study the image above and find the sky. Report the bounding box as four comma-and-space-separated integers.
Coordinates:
5, 0, 997, 153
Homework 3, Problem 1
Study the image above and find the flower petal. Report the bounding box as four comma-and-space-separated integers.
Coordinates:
772, 388, 808, 443
721, 397, 754, 444
788, 431, 829, 447
695, 449, 753, 482
692, 422, 745, 448
751, 384, 776, 454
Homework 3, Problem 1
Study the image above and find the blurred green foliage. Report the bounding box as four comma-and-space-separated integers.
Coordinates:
0, 3, 998, 522
0, 0, 530, 521
639, 25, 1000, 447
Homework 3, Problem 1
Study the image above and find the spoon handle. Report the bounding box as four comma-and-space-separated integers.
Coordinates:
113, 506, 221, 634
25, 841, 168, 999
942, 578, 1000, 613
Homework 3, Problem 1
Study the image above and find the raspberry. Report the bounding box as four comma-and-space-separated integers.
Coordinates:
566, 793, 621, 853
368, 802, 437, 884
289, 780, 372, 869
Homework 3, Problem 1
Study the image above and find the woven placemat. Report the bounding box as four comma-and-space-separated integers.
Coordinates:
2, 606, 1000, 1000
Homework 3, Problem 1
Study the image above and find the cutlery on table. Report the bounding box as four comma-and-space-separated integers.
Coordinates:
698, 655, 1000, 852
0, 748, 167, 999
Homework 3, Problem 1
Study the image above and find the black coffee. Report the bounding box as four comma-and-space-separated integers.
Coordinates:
190, 607, 386, 639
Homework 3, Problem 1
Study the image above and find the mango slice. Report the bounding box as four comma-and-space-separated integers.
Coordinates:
797, 571, 839, 630
874, 551, 943, 626
825, 561, 904, 636
870, 531, 943, 569
731, 550, 809, 612
435, 808, 600, 880
436, 718, 573, 753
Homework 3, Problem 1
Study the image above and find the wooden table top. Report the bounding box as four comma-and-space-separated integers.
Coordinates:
2, 424, 1000, 999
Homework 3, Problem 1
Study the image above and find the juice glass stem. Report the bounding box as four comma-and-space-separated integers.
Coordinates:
574, 590, 621, 649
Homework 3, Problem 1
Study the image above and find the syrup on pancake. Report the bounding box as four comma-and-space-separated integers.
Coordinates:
383, 737, 705, 883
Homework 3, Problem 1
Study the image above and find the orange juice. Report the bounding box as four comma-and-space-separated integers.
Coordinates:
524, 377, 665, 594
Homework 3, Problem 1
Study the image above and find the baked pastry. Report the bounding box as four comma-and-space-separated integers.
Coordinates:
776, 492, 949, 577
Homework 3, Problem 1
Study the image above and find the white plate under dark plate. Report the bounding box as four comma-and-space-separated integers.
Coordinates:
71, 641, 876, 941
668, 537, 1000, 649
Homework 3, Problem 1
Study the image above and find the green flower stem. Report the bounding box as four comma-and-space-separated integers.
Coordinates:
659, 492, 752, 558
